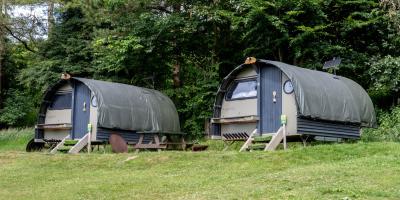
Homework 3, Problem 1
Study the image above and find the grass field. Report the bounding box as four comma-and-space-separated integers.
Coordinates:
0, 129, 400, 199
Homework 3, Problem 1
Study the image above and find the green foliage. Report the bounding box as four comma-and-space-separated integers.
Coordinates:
93, 35, 144, 74
362, 106, 400, 142
18, 5, 94, 93
368, 55, 400, 97
0, 90, 37, 127
164, 62, 220, 136
2, 0, 400, 138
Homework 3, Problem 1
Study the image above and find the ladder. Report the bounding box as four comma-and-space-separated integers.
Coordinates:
50, 133, 89, 154
240, 125, 287, 152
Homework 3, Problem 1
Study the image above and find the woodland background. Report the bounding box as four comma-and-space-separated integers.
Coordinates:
0, 0, 399, 138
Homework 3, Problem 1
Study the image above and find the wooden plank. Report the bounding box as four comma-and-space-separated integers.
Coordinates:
37, 123, 71, 126
36, 123, 72, 130
134, 144, 167, 149
69, 133, 89, 154
264, 127, 284, 151
211, 116, 259, 124
239, 129, 257, 152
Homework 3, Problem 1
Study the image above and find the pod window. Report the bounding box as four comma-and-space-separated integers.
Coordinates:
226, 79, 257, 100
49, 93, 72, 110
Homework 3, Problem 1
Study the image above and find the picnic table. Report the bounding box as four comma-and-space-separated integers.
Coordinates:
134, 132, 189, 153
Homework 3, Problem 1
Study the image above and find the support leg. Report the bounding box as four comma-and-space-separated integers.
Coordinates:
135, 134, 144, 153
223, 141, 235, 151
181, 136, 186, 151
301, 135, 310, 147
154, 134, 161, 152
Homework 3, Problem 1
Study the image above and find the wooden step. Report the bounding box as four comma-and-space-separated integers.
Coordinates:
253, 135, 273, 143
249, 144, 266, 150
64, 140, 78, 146
58, 146, 71, 153
50, 134, 70, 154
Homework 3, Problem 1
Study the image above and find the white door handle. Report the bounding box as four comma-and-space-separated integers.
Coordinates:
272, 91, 277, 103
83, 101, 87, 112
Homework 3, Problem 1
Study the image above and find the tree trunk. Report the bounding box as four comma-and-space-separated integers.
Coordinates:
47, 0, 55, 34
172, 3, 181, 88
172, 61, 180, 87
0, 0, 6, 108
278, 47, 283, 62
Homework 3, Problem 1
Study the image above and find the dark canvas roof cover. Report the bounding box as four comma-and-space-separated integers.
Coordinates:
214, 60, 376, 127
73, 78, 180, 133
259, 60, 376, 127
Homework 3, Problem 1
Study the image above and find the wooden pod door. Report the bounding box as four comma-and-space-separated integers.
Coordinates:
72, 82, 91, 139
259, 66, 282, 134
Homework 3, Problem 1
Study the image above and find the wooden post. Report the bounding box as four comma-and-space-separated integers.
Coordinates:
280, 115, 287, 150
283, 124, 287, 150
87, 124, 92, 154
87, 131, 91, 153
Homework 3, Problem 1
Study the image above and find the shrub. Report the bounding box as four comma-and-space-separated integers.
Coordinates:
0, 90, 37, 127
362, 106, 400, 142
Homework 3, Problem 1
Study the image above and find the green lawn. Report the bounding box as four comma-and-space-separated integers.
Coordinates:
0, 129, 400, 199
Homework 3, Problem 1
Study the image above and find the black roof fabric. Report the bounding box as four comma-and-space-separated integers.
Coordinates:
258, 60, 376, 127
73, 78, 181, 133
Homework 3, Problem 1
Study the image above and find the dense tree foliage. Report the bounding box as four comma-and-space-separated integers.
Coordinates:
1, 0, 399, 137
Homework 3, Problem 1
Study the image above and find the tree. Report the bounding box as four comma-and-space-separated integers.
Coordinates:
0, 0, 399, 133
0, 0, 8, 108
368, 55, 400, 107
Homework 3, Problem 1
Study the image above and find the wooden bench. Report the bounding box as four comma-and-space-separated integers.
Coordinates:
222, 132, 249, 151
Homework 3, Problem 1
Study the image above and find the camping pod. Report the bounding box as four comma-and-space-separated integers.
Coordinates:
31, 77, 180, 149
210, 59, 376, 140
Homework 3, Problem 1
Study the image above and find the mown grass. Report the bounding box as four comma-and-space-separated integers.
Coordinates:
0, 128, 33, 151
0, 128, 400, 199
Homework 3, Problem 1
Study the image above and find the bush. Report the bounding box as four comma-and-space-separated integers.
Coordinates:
0, 90, 37, 127
362, 106, 400, 142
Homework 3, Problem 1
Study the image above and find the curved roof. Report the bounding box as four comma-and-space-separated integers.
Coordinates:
214, 60, 376, 127
72, 78, 180, 133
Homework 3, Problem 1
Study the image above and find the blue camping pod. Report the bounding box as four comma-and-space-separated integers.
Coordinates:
210, 59, 376, 142
30, 77, 180, 153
